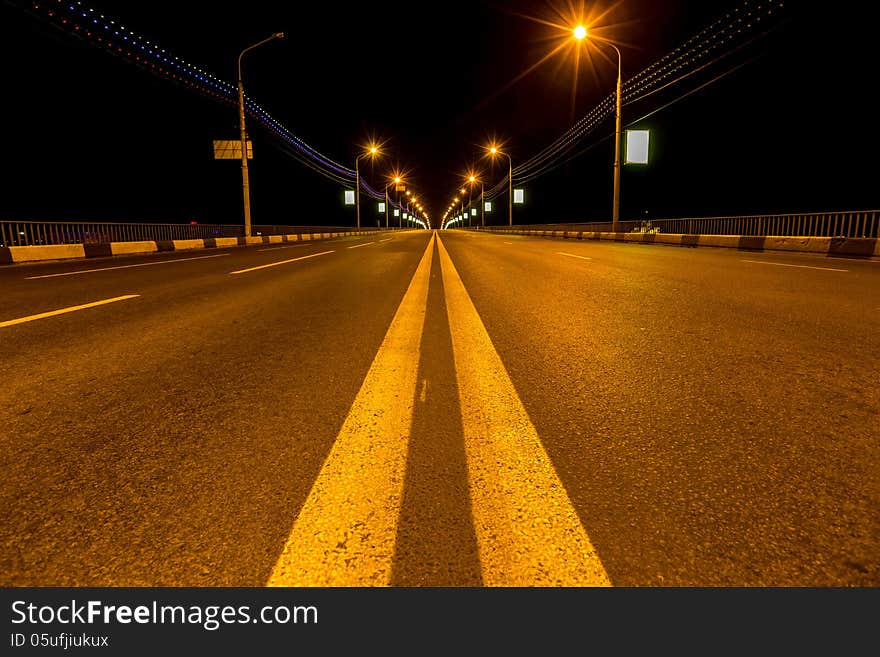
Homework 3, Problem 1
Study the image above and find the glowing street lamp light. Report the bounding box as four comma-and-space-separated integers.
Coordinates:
355, 145, 379, 230
237, 31, 285, 237
574, 24, 623, 232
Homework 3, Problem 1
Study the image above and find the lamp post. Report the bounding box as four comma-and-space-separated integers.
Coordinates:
355, 146, 379, 230
575, 25, 622, 232
384, 176, 401, 229
488, 146, 513, 226
467, 174, 484, 228
237, 32, 284, 238
458, 188, 467, 227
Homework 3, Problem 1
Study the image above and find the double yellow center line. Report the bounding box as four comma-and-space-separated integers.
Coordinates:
268, 234, 610, 586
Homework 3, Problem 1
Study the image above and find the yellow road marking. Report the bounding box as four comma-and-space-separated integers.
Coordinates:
740, 259, 847, 272
437, 235, 610, 586
558, 252, 592, 261
347, 241, 376, 249
24, 254, 230, 279
267, 234, 436, 586
229, 250, 334, 275
1, 295, 140, 328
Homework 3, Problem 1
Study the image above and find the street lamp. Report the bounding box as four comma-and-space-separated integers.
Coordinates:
355, 145, 379, 230
488, 145, 513, 226
384, 175, 401, 229
574, 25, 622, 232
237, 31, 285, 238
467, 174, 484, 227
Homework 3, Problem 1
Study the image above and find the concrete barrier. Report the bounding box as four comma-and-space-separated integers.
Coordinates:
6, 244, 86, 263
0, 230, 395, 264
110, 241, 159, 256
171, 239, 205, 251
471, 228, 880, 259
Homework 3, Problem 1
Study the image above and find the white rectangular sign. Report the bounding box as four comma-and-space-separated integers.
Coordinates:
626, 130, 650, 164
344, 190, 355, 205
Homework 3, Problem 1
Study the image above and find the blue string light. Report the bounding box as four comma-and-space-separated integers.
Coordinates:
24, 0, 369, 190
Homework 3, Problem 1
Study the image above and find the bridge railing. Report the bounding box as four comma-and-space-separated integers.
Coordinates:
486, 210, 879, 239
0, 221, 364, 247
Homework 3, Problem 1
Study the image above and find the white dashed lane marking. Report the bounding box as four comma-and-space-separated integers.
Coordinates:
25, 254, 230, 279
229, 251, 334, 275
1, 295, 140, 328
741, 259, 847, 272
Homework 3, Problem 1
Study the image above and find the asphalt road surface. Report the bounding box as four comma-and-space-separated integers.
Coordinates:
1, 230, 878, 586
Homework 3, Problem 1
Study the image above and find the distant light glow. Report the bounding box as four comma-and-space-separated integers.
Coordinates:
573, 25, 587, 40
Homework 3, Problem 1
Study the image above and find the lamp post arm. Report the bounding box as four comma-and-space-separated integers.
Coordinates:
237, 33, 285, 83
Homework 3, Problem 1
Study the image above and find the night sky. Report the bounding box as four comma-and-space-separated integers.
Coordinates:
1, 0, 877, 228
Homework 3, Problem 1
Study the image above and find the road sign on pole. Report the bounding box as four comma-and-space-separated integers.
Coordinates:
213, 140, 253, 159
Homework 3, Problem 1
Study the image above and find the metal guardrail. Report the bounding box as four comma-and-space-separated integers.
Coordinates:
493, 210, 880, 239
0, 221, 364, 247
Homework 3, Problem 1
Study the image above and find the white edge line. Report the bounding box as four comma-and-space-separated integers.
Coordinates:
25, 253, 231, 279
558, 252, 592, 261
347, 241, 377, 249
740, 259, 848, 272
258, 244, 308, 252
229, 250, 334, 275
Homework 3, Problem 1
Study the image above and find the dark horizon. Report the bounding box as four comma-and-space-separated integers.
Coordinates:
1, 0, 877, 228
